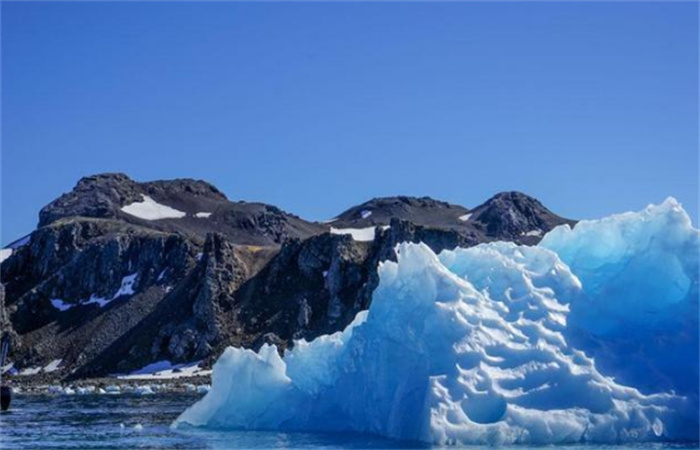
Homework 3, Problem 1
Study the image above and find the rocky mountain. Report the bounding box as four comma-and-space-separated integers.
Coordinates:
0, 173, 574, 379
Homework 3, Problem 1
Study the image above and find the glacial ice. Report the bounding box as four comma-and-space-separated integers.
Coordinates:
539, 198, 700, 396
175, 199, 699, 445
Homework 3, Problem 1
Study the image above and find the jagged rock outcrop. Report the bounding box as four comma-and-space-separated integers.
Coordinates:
0, 173, 575, 378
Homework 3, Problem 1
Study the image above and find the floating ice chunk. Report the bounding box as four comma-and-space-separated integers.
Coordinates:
98, 388, 107, 395
184, 384, 197, 393
330, 226, 377, 241
76, 386, 95, 395
50, 299, 74, 312
62, 387, 76, 396
105, 385, 121, 395
0, 249, 12, 264
121, 195, 186, 220
176, 236, 697, 444
196, 385, 211, 395
135, 385, 155, 395
195, 212, 212, 218
133, 424, 144, 431
360, 210, 372, 219
458, 213, 472, 222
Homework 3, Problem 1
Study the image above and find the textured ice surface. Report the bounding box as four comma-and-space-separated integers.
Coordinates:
176, 199, 699, 445
540, 198, 699, 397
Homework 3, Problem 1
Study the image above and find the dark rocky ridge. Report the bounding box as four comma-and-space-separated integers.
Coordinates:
1, 173, 575, 379
39, 173, 326, 246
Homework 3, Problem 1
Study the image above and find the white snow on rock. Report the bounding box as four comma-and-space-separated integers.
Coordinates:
114, 273, 137, 297
0, 249, 13, 264
330, 226, 378, 242
121, 195, 186, 220
84, 273, 139, 308
458, 213, 472, 222
43, 359, 63, 373
18, 366, 42, 376
522, 229, 543, 237
83, 294, 111, 308
118, 360, 211, 380
50, 299, 74, 312
0, 235, 31, 264
195, 212, 212, 218
175, 199, 699, 445
360, 210, 372, 219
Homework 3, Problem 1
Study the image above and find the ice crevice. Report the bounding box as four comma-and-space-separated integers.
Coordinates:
175, 198, 699, 445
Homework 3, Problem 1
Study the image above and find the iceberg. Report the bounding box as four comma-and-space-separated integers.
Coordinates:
174, 199, 699, 445
540, 198, 699, 397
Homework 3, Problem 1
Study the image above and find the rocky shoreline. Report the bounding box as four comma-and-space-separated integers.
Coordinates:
5, 373, 212, 396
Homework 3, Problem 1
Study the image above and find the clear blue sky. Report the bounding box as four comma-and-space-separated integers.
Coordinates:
1, 1, 698, 245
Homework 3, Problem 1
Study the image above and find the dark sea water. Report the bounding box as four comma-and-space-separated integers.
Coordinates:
0, 394, 696, 450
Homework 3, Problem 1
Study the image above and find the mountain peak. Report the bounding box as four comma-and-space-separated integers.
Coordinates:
469, 191, 574, 240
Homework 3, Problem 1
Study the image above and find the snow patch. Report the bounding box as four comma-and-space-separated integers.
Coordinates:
84, 273, 138, 308
330, 226, 377, 242
522, 229, 543, 237
50, 299, 74, 312
195, 212, 212, 218
118, 360, 211, 380
43, 359, 62, 373
18, 366, 42, 376
121, 195, 186, 220
361, 210, 372, 219
0, 249, 12, 264
114, 273, 137, 297
458, 213, 472, 222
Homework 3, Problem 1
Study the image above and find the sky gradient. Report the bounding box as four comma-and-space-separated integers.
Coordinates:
2, 1, 698, 245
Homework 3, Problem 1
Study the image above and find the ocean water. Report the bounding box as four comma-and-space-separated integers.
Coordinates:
0, 393, 419, 449
0, 394, 696, 450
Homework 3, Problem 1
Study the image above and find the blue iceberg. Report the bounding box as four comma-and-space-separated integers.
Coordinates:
174, 199, 699, 445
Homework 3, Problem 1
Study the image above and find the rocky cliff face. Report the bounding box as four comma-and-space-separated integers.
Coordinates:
1, 174, 574, 379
